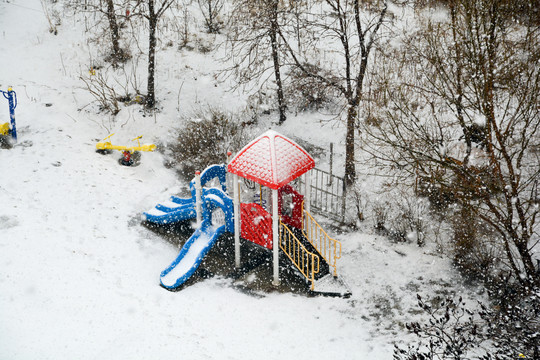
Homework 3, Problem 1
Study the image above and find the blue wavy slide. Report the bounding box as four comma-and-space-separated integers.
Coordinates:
143, 195, 196, 225
160, 220, 227, 289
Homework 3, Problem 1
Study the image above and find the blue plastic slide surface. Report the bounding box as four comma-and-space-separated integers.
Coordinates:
160, 220, 226, 289
143, 196, 196, 224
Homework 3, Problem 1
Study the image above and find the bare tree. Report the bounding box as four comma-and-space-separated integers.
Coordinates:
64, 0, 130, 64
363, 0, 540, 286
198, 0, 224, 34
226, 0, 289, 124
280, 0, 387, 189
268, 0, 286, 124
104, 0, 128, 63
131, 0, 175, 109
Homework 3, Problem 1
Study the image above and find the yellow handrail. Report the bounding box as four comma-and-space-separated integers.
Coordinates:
279, 221, 319, 290
302, 209, 342, 277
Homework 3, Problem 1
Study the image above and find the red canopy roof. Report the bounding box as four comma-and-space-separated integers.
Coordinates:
227, 130, 315, 190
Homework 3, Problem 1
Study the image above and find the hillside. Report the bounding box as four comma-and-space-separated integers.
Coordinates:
0, 1, 527, 359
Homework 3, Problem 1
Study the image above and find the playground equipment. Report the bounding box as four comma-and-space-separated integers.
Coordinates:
144, 164, 232, 289
144, 130, 348, 295
0, 87, 17, 142
96, 133, 156, 165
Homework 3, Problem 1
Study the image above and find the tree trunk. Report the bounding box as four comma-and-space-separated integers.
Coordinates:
515, 237, 538, 285
105, 0, 122, 62
146, 0, 157, 109
269, 1, 286, 125
207, 1, 213, 32
344, 103, 357, 189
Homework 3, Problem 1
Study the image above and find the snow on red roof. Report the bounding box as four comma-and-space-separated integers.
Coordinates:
227, 130, 315, 190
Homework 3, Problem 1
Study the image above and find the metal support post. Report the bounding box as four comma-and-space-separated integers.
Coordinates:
226, 151, 232, 195
195, 171, 202, 226
272, 188, 280, 286
1, 87, 17, 142
305, 170, 311, 213
233, 174, 241, 268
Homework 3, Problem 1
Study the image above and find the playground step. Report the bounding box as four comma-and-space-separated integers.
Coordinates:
289, 227, 330, 281
145, 207, 167, 217
311, 274, 352, 298
160, 200, 187, 209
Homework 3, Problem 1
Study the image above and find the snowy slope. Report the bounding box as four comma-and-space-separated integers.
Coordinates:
0, 1, 476, 359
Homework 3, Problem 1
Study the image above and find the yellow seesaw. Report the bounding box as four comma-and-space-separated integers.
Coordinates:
0, 122, 10, 136
96, 133, 156, 153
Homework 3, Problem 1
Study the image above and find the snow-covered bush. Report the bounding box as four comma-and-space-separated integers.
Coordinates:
370, 189, 431, 247
482, 285, 540, 359
166, 107, 253, 179
285, 64, 338, 112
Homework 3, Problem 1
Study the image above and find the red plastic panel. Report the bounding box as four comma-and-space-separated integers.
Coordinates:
278, 184, 304, 230
240, 203, 273, 249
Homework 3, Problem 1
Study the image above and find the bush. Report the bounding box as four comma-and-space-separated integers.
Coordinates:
285, 64, 338, 112
416, 172, 504, 284
394, 295, 482, 360
450, 205, 503, 285
394, 290, 540, 360
167, 108, 253, 179
482, 285, 540, 360
372, 196, 429, 247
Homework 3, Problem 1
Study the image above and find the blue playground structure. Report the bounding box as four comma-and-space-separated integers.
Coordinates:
0, 87, 17, 142
144, 164, 234, 289
144, 164, 227, 225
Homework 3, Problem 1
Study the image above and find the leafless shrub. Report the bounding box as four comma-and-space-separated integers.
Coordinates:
198, 0, 224, 34
386, 198, 429, 246
411, 0, 452, 9
174, 1, 193, 50
372, 201, 390, 232
80, 70, 120, 115
350, 187, 368, 223
113, 55, 144, 105
451, 205, 504, 284
395, 291, 540, 359
190, 34, 215, 54
41, 0, 59, 35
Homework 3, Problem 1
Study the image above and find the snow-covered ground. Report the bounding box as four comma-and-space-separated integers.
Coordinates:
0, 1, 477, 359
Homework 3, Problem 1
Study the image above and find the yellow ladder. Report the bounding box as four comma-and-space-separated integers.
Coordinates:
302, 210, 342, 277
279, 221, 320, 290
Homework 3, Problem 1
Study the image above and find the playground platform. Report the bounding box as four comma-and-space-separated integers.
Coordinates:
144, 219, 351, 297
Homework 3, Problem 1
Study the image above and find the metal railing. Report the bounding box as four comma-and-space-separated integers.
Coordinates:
298, 167, 346, 223
279, 221, 320, 290
302, 209, 342, 277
